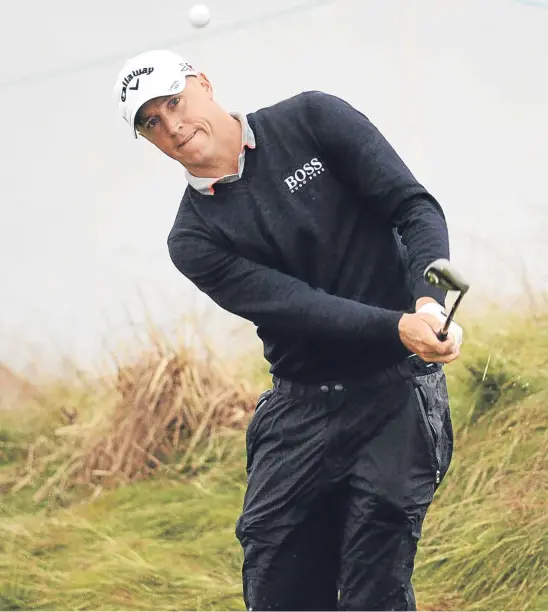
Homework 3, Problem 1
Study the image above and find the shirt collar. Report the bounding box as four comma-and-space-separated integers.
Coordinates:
185, 111, 256, 196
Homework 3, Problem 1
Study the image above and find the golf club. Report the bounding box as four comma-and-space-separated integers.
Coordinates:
424, 258, 470, 341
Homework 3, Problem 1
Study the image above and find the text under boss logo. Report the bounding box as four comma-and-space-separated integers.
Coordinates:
284, 157, 324, 193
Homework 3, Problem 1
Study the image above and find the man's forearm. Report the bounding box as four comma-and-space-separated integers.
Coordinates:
394, 194, 450, 305
168, 228, 406, 348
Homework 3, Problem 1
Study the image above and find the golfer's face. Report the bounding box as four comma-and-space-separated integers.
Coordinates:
137, 76, 215, 166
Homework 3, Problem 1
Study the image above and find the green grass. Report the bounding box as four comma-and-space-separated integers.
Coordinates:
0, 435, 247, 611
0, 309, 547, 610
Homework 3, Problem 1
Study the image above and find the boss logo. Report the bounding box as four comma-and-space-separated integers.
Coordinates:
284, 157, 324, 193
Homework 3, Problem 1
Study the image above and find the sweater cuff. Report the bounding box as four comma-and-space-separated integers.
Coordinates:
380, 309, 406, 351
413, 279, 447, 307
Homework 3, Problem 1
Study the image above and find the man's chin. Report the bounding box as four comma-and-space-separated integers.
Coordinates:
176, 149, 212, 170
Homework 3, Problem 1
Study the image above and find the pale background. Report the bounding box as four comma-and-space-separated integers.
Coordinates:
1, 0, 547, 375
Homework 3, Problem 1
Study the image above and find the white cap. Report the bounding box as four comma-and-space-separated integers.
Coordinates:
114, 49, 198, 137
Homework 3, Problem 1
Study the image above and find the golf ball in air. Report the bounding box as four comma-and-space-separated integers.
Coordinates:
189, 4, 211, 27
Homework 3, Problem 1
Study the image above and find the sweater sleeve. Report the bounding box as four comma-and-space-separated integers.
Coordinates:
304, 90, 449, 305
168, 224, 405, 348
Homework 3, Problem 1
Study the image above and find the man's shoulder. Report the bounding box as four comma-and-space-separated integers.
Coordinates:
247, 91, 356, 137
249, 90, 332, 121
167, 187, 199, 241
166, 187, 212, 271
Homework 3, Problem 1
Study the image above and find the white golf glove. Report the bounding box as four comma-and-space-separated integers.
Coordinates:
417, 302, 463, 348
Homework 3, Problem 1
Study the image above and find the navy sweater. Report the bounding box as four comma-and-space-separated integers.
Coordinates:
167, 91, 449, 383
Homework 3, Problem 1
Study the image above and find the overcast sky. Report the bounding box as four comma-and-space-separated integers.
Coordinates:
1, 0, 547, 374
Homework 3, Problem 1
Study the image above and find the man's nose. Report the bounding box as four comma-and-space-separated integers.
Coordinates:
165, 114, 183, 136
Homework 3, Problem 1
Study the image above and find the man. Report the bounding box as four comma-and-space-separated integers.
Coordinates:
114, 49, 463, 611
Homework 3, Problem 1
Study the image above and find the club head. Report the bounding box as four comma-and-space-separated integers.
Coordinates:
424, 259, 470, 294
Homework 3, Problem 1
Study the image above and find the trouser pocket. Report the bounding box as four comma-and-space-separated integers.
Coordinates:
412, 369, 453, 487
245, 390, 274, 473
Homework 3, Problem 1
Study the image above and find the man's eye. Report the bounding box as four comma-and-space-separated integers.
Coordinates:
145, 117, 159, 130
168, 97, 180, 108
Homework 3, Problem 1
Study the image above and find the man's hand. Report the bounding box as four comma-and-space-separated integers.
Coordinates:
415, 299, 463, 349
398, 312, 460, 364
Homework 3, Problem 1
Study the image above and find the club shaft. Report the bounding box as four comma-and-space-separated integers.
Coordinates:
438, 291, 465, 340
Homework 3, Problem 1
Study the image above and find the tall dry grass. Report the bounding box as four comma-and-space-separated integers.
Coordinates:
2, 329, 261, 505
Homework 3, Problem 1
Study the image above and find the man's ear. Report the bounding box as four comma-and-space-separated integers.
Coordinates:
196, 72, 213, 99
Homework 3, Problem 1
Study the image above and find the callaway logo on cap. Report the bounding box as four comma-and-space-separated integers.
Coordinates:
113, 49, 198, 138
